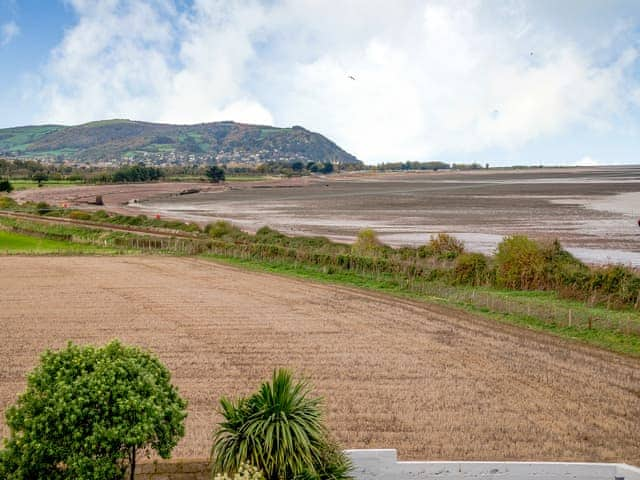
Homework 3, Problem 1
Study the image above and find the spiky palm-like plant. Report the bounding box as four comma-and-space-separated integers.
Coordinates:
212, 369, 326, 480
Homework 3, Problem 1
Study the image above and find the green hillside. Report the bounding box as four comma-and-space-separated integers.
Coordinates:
0, 120, 361, 166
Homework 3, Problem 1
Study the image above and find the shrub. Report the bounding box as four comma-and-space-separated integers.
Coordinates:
453, 253, 489, 286
255, 226, 287, 243
0, 341, 187, 480
211, 369, 351, 480
352, 229, 383, 256
0, 196, 17, 209
0, 179, 13, 193
35, 201, 51, 215
206, 165, 226, 183
426, 233, 464, 260
214, 463, 264, 480
68, 210, 92, 220
495, 235, 546, 290
92, 209, 110, 220
540, 239, 587, 290
587, 265, 640, 307
205, 220, 245, 240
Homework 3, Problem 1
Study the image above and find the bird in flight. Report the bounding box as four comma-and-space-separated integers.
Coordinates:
348, 75, 356, 81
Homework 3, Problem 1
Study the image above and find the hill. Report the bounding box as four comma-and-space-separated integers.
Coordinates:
0, 119, 361, 166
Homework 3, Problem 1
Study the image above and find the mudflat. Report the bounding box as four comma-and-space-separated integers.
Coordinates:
15, 167, 640, 264
1, 256, 638, 462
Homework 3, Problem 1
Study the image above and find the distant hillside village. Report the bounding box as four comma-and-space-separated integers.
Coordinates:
0, 147, 343, 170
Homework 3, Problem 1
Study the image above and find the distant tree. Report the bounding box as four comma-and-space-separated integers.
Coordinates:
31, 172, 48, 187
206, 165, 226, 183
0, 179, 13, 193
0, 341, 187, 480
320, 162, 334, 174
112, 164, 163, 183
291, 161, 304, 172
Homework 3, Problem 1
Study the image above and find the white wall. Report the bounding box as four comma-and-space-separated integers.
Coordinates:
345, 449, 640, 480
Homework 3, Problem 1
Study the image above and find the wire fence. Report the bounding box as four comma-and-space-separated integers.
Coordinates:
3, 219, 639, 336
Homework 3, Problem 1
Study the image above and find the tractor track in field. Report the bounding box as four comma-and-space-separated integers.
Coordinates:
1, 255, 638, 463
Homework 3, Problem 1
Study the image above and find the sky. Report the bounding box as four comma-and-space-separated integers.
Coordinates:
0, 0, 639, 166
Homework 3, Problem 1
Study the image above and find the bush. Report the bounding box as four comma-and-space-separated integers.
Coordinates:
35, 201, 51, 215
206, 165, 226, 183
211, 369, 351, 480
92, 209, 110, 220
68, 210, 93, 220
495, 235, 546, 290
205, 220, 245, 240
540, 239, 587, 290
453, 253, 489, 286
0, 196, 17, 209
352, 229, 383, 256
587, 265, 640, 307
425, 233, 464, 260
0, 341, 187, 480
214, 463, 264, 480
0, 179, 13, 193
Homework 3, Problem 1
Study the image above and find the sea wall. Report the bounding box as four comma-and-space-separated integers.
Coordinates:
347, 449, 640, 480
134, 450, 640, 480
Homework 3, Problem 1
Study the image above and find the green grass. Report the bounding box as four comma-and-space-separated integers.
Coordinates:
0, 230, 115, 254
225, 175, 268, 182
10, 180, 84, 190
201, 253, 640, 358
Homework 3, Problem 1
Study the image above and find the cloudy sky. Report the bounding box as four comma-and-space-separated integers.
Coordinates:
1, 0, 639, 165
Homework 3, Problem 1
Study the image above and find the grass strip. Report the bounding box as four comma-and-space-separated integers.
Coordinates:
0, 230, 118, 254
201, 253, 640, 358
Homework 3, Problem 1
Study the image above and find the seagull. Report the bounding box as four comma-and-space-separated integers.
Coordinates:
348, 75, 356, 81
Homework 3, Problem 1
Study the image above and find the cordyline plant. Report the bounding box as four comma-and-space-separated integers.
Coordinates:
0, 340, 187, 480
211, 369, 351, 480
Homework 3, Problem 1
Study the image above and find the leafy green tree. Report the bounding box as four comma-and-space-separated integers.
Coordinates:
31, 171, 48, 187
112, 164, 163, 183
320, 162, 334, 174
0, 179, 13, 193
291, 161, 304, 172
206, 165, 226, 183
211, 369, 351, 480
0, 341, 187, 480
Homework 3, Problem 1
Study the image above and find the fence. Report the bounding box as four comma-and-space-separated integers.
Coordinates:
3, 217, 640, 336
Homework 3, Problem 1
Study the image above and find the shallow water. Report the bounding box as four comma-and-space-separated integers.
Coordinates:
137, 169, 640, 267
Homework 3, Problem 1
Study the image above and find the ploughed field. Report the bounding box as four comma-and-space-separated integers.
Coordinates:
1, 256, 639, 463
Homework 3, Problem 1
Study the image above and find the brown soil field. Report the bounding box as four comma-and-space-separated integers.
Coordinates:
1, 256, 639, 463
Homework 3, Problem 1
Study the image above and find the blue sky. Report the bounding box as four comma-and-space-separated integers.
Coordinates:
1, 0, 639, 166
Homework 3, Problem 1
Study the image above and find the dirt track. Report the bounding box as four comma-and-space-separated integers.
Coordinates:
1, 256, 639, 463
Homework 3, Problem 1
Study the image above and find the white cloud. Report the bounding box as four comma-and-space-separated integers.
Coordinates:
575, 156, 599, 167
34, 0, 640, 163
1, 20, 19, 47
